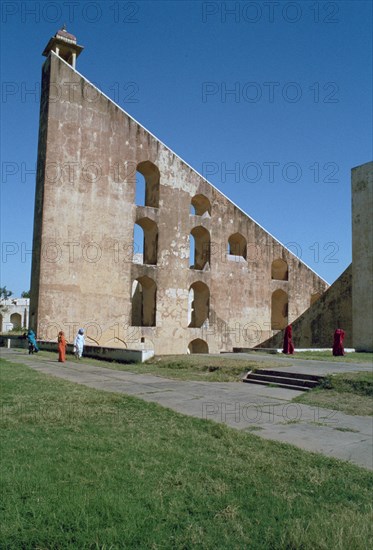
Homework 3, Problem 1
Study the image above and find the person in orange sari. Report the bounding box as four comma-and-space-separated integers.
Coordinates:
58, 331, 67, 362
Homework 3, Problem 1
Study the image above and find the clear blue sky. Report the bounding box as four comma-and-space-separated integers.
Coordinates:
1, 0, 372, 295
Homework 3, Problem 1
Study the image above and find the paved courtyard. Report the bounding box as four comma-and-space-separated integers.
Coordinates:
2, 348, 372, 470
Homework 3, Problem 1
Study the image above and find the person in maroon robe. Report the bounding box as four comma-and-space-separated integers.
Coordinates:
332, 328, 345, 356
282, 324, 295, 354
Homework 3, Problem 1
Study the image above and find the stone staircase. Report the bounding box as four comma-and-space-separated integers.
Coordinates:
242, 369, 324, 391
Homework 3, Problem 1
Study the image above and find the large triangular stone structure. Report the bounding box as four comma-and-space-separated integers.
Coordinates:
30, 31, 328, 354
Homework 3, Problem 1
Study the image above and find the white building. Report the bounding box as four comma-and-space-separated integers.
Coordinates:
0, 298, 30, 332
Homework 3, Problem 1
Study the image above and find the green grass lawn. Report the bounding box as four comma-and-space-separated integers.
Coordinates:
293, 351, 373, 363
9, 348, 373, 386
32, 350, 277, 382
294, 371, 373, 416
1, 357, 373, 549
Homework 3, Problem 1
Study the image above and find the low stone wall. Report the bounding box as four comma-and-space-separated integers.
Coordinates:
0, 335, 154, 363
0, 335, 29, 349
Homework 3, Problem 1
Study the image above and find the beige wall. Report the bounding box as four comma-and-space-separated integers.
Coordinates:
30, 53, 328, 354
352, 162, 373, 351
257, 265, 352, 349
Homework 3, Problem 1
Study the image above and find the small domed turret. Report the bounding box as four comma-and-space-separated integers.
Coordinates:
42, 27, 84, 69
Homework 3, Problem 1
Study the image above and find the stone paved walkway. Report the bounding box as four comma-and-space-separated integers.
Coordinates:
2, 348, 372, 470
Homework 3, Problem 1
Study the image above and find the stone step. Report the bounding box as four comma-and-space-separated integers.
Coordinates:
257, 369, 323, 382
242, 377, 311, 392
242, 369, 325, 391
246, 373, 318, 388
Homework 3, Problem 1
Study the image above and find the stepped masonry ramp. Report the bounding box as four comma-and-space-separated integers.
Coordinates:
243, 369, 324, 391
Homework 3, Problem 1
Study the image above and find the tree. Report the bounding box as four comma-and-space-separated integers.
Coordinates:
0, 287, 13, 300
0, 286, 13, 315
21, 290, 31, 298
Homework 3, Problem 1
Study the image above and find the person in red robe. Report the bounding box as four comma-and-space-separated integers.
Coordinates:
58, 331, 67, 362
282, 324, 295, 354
332, 328, 345, 356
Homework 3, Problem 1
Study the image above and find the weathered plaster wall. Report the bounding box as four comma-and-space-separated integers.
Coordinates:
29, 56, 51, 333
352, 162, 373, 352
30, 53, 328, 354
0, 299, 30, 332
257, 264, 353, 349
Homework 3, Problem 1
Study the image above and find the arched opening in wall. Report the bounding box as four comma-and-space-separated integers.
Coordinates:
136, 161, 160, 208
133, 224, 144, 263
228, 233, 247, 260
271, 289, 288, 330
131, 276, 157, 326
188, 338, 209, 354
190, 226, 210, 270
271, 259, 288, 280
188, 282, 210, 328
135, 172, 146, 207
134, 218, 158, 265
10, 313, 22, 330
310, 292, 322, 306
190, 194, 211, 216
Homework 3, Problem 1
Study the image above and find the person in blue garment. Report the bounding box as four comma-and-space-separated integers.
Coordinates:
74, 328, 85, 359
26, 329, 39, 354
